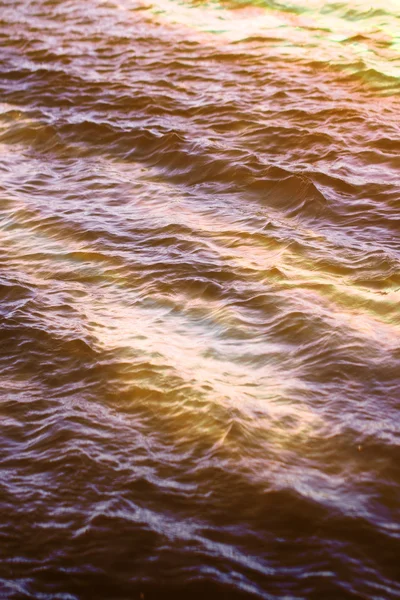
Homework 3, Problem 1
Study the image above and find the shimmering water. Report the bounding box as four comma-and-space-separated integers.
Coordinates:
1, 0, 400, 598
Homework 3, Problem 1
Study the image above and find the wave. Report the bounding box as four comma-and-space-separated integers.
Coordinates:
1, 0, 400, 598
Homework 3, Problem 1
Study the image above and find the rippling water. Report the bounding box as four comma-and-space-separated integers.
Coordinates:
1, 0, 400, 598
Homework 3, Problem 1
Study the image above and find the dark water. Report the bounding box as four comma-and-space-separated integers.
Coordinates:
1, 0, 400, 598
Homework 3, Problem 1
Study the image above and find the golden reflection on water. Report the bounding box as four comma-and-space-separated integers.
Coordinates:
1, 0, 400, 596
2, 148, 398, 424
3, 145, 398, 328
136, 0, 400, 84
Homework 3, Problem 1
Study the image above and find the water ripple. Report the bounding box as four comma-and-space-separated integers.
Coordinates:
0, 0, 399, 598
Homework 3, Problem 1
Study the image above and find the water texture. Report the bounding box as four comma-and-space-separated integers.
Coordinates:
0, 0, 400, 598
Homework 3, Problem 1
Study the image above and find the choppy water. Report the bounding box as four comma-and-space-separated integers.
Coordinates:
1, 0, 400, 598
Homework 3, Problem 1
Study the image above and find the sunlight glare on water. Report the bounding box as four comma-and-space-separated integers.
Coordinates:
0, 0, 400, 598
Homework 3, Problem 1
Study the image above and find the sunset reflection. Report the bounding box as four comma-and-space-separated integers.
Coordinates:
1, 0, 399, 597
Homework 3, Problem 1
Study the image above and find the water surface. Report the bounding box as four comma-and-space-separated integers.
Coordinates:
1, 0, 400, 598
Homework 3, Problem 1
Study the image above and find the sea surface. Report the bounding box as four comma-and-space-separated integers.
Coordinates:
1, 0, 400, 598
